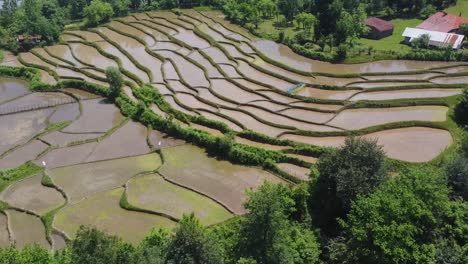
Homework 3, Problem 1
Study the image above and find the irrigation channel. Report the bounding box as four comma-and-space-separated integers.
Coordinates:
0, 9, 467, 248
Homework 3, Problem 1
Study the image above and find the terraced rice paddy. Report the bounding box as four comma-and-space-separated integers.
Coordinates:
0, 9, 466, 247
159, 145, 285, 214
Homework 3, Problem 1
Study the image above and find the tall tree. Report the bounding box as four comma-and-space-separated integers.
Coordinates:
106, 67, 123, 99
444, 156, 468, 201
23, 0, 40, 30
277, 0, 304, 21
310, 137, 388, 234
1, 0, 18, 16
70, 226, 135, 264
70, 0, 89, 19
237, 182, 320, 264
166, 213, 223, 264
83, 0, 114, 27
336, 168, 468, 264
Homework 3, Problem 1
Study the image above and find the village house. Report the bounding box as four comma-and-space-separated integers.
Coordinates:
417, 12, 468, 33
402, 27, 464, 49
365, 17, 394, 39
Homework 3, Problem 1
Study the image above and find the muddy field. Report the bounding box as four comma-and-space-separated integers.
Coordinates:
0, 9, 465, 246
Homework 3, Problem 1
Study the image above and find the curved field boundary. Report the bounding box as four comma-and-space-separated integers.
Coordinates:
4, 10, 464, 170
90, 28, 155, 83
121, 179, 180, 222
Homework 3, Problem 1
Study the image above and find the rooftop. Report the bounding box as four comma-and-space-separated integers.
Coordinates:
402, 27, 464, 49
366, 17, 394, 32
417, 12, 468, 33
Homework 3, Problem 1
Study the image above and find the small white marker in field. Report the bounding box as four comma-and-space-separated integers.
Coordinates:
42, 161, 46, 167
158, 141, 161, 146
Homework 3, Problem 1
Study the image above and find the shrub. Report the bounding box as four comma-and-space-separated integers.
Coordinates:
444, 156, 468, 201
105, 67, 123, 99
83, 0, 114, 27
454, 88, 468, 125
291, 44, 337, 62
411, 34, 430, 49
458, 23, 468, 36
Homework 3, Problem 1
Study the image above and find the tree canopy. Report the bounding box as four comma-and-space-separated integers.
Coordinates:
310, 137, 388, 234
334, 168, 468, 264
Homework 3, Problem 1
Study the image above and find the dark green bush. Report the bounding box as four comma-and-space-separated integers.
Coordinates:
454, 88, 468, 125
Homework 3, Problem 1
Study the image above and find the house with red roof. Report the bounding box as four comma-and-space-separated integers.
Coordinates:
417, 12, 468, 33
365, 17, 394, 40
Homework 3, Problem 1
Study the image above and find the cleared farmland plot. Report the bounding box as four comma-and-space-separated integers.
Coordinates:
127, 174, 232, 225
0, 214, 9, 247
6, 210, 49, 249
159, 145, 284, 214
62, 98, 125, 133
0, 174, 65, 214
0, 77, 30, 104
48, 154, 161, 203
55, 188, 176, 243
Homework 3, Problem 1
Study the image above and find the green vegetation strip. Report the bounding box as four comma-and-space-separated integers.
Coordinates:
0, 162, 43, 192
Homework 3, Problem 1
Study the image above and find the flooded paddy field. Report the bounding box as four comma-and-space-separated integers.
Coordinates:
1, 9, 466, 246
54, 188, 176, 243
127, 174, 232, 225
159, 145, 285, 214
0, 174, 65, 214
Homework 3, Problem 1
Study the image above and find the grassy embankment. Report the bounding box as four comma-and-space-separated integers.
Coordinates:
445, 0, 468, 16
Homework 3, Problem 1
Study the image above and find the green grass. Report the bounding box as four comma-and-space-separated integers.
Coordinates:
445, 0, 468, 16
0, 50, 4, 63
256, 15, 299, 39
0, 201, 10, 212
41, 204, 66, 243
193, 6, 214, 12
357, 18, 422, 52
0, 162, 43, 192
41, 174, 54, 188
43, 121, 71, 134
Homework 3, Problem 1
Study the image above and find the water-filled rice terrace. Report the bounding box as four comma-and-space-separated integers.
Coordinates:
0, 9, 467, 248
